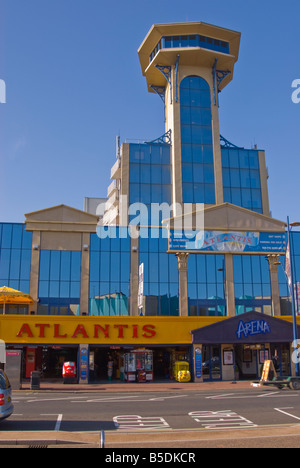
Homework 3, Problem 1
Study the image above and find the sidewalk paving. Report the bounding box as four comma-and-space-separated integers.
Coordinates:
17, 379, 253, 393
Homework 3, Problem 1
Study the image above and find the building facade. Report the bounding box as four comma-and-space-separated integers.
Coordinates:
1, 22, 299, 384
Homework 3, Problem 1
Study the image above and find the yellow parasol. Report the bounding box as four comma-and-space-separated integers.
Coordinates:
0, 286, 34, 315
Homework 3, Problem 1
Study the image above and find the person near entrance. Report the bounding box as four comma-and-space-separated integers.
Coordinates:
107, 355, 114, 381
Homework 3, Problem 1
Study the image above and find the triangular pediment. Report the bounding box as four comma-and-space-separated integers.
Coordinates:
192, 311, 299, 344
25, 204, 98, 232
163, 203, 286, 232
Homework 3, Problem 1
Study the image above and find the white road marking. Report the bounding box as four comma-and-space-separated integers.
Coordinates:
206, 393, 235, 399
189, 410, 257, 429
205, 392, 299, 400
274, 407, 300, 422
41, 413, 63, 431
27, 396, 86, 403
113, 414, 171, 431
257, 392, 280, 398
149, 395, 188, 401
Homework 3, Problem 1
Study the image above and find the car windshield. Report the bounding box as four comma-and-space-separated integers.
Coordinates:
0, 371, 10, 390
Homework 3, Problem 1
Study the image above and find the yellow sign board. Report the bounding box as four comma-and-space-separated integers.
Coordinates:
261, 360, 277, 382
0, 315, 225, 346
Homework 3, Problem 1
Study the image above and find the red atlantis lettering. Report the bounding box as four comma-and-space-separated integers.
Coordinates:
132, 324, 138, 339
72, 324, 89, 339
54, 324, 67, 339
16, 323, 157, 340
142, 325, 156, 338
35, 324, 50, 338
17, 323, 34, 338
94, 324, 109, 338
114, 324, 128, 338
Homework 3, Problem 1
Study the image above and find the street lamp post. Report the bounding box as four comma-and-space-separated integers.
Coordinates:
287, 217, 300, 377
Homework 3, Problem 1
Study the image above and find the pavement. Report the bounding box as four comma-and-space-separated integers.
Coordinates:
18, 378, 253, 393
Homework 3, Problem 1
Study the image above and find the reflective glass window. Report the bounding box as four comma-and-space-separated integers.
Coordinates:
188, 254, 225, 316
39, 250, 81, 301
10, 250, 21, 280
1, 224, 12, 249
89, 229, 131, 316
20, 250, 31, 280
0, 224, 32, 294
0, 250, 10, 278
233, 254, 272, 316
221, 148, 263, 213
12, 225, 23, 249
138, 228, 179, 316
180, 76, 215, 204
39, 250, 50, 280
50, 251, 60, 281
60, 251, 71, 281
129, 143, 171, 211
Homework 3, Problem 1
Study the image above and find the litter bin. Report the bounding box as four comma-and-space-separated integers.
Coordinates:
30, 371, 40, 390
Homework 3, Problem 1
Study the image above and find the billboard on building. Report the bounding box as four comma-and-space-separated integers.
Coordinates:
168, 230, 287, 254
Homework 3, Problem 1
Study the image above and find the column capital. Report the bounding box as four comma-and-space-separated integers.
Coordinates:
176, 252, 189, 271
265, 254, 281, 270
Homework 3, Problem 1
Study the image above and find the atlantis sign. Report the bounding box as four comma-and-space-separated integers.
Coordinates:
168, 230, 287, 254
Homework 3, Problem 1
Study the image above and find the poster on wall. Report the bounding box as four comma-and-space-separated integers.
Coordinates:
223, 350, 234, 366
194, 347, 202, 378
79, 346, 88, 381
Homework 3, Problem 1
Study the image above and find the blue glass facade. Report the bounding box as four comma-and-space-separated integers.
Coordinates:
233, 255, 272, 315
139, 227, 179, 316
279, 231, 300, 315
149, 35, 230, 63
180, 76, 215, 204
129, 143, 171, 224
1, 225, 299, 318
38, 250, 81, 315
89, 227, 131, 316
222, 148, 263, 213
0, 223, 32, 312
188, 254, 226, 316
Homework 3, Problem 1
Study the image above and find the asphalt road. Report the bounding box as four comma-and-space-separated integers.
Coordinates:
2, 388, 300, 447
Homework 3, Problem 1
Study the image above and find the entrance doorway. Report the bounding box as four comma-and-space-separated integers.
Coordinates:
89, 346, 192, 382
270, 344, 291, 377
40, 346, 78, 379
234, 344, 259, 380
203, 345, 221, 381
89, 348, 123, 381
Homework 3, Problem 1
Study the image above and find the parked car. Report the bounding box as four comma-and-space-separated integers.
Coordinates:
0, 370, 13, 421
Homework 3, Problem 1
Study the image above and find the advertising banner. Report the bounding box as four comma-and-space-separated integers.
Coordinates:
169, 230, 287, 254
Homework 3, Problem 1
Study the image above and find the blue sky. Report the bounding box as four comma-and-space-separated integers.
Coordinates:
0, 0, 299, 223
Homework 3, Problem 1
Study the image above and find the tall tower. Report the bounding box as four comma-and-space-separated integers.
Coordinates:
138, 22, 241, 212
104, 21, 269, 226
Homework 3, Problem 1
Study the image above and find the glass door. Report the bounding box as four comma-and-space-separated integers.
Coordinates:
203, 345, 222, 381
271, 344, 291, 377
